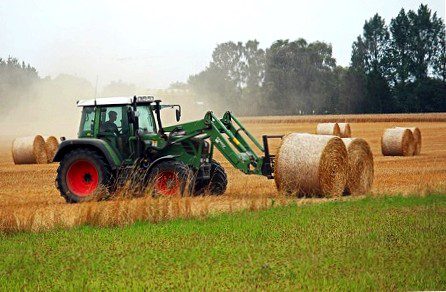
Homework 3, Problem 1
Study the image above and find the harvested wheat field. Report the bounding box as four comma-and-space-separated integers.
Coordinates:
0, 113, 446, 232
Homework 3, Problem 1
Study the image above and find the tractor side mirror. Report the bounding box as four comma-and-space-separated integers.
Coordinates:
175, 108, 181, 122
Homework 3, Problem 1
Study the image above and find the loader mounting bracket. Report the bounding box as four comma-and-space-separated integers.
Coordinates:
261, 134, 284, 179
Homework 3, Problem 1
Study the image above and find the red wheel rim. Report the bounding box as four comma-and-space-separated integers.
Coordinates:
66, 160, 99, 197
154, 171, 180, 196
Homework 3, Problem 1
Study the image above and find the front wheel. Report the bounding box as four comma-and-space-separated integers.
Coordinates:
148, 160, 193, 196
56, 148, 112, 203
194, 160, 228, 196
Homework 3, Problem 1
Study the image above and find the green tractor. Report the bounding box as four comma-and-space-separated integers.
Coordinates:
53, 96, 282, 203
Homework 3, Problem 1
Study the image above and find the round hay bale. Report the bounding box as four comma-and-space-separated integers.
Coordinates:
395, 127, 421, 155
44, 136, 59, 163
274, 133, 348, 198
381, 128, 415, 156
341, 138, 374, 196
12, 135, 48, 164
338, 123, 352, 138
316, 123, 341, 136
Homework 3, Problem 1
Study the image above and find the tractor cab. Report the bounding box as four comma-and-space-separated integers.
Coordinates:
76, 96, 180, 163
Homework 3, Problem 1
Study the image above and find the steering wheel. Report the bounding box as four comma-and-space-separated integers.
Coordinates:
116, 126, 124, 135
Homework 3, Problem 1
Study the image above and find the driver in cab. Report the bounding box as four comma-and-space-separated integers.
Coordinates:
101, 111, 119, 135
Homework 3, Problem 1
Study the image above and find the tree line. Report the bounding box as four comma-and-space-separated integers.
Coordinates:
1, 4, 444, 117
185, 4, 446, 115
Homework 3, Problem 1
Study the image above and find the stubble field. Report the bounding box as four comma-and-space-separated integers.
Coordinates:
1, 113, 446, 232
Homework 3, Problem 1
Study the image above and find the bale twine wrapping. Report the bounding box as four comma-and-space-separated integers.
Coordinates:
44, 136, 59, 163
381, 128, 415, 156
341, 138, 374, 195
12, 135, 48, 164
338, 123, 352, 138
274, 133, 348, 197
395, 127, 421, 155
316, 123, 341, 136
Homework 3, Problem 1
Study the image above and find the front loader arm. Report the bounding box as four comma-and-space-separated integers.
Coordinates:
163, 111, 281, 177
167, 111, 265, 175
207, 117, 256, 173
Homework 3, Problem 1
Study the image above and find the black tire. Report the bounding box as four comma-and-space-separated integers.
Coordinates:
194, 160, 228, 196
56, 148, 112, 203
147, 160, 193, 197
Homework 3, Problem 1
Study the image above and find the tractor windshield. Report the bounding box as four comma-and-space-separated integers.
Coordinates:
137, 105, 157, 133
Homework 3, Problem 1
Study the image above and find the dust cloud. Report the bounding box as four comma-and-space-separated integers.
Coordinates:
0, 77, 226, 143
0, 75, 93, 141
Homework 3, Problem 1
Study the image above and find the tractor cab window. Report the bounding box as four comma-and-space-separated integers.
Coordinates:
99, 106, 125, 135
137, 105, 157, 133
98, 106, 132, 158
79, 106, 95, 137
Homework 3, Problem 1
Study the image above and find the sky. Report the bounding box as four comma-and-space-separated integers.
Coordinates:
0, 0, 444, 89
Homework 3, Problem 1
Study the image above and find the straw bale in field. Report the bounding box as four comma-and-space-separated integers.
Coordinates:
44, 136, 59, 163
342, 138, 374, 195
395, 127, 421, 155
338, 123, 352, 138
275, 133, 348, 198
316, 123, 341, 136
381, 128, 414, 156
12, 135, 48, 164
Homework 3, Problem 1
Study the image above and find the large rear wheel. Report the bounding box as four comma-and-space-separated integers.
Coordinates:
148, 160, 193, 196
56, 148, 112, 203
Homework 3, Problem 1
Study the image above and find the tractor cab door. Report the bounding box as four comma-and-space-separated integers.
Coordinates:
98, 106, 132, 160
128, 105, 158, 159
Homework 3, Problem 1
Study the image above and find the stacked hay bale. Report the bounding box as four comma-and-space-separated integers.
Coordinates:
44, 136, 60, 163
338, 123, 352, 138
395, 127, 421, 155
12, 135, 48, 164
342, 138, 374, 195
381, 128, 415, 156
12, 135, 60, 164
316, 123, 341, 136
274, 133, 348, 198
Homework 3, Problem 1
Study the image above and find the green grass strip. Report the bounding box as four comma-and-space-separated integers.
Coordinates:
0, 195, 445, 290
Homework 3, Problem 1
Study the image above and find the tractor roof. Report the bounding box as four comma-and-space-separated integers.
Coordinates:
77, 96, 155, 107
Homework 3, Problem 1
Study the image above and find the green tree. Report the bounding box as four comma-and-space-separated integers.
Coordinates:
389, 9, 412, 86
241, 40, 265, 112
0, 57, 39, 113
188, 40, 265, 114
432, 22, 446, 81
244, 40, 265, 89
406, 4, 444, 80
351, 14, 393, 113
264, 39, 336, 115
352, 14, 391, 76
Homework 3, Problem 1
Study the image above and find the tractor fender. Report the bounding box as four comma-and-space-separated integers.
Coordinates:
52, 139, 122, 169
146, 155, 179, 173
